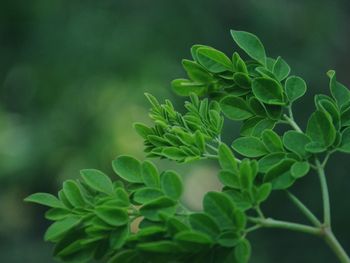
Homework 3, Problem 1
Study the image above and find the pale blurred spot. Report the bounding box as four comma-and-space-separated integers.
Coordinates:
182, 164, 222, 211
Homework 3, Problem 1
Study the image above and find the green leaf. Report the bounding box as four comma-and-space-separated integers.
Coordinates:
44, 216, 81, 241
316, 99, 340, 130
264, 159, 295, 189
251, 119, 275, 137
240, 117, 264, 137
258, 153, 286, 173
239, 159, 254, 190
232, 137, 268, 158
306, 110, 336, 147
218, 143, 238, 172
255, 183, 272, 204
233, 72, 251, 88
219, 170, 240, 189
108, 250, 140, 263
161, 147, 187, 161
142, 161, 160, 188
171, 79, 207, 96
338, 127, 350, 153
218, 231, 240, 247
189, 213, 221, 239
232, 52, 248, 73
220, 96, 253, 121
109, 225, 129, 250
230, 30, 266, 66
252, 77, 285, 105
80, 169, 114, 195
137, 240, 181, 253
291, 162, 310, 178
133, 187, 164, 204
235, 239, 251, 263
203, 191, 235, 230
327, 70, 350, 109
161, 171, 183, 199
63, 180, 86, 208
196, 47, 233, 73
285, 76, 307, 102
182, 59, 212, 83
272, 56, 290, 81
24, 193, 63, 208
95, 206, 129, 227
305, 142, 327, 153
140, 197, 177, 221
262, 130, 284, 152
112, 155, 143, 183
283, 131, 311, 159
133, 122, 153, 139
45, 208, 70, 221
174, 231, 212, 250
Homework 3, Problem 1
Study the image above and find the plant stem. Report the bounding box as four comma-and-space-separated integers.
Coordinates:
286, 191, 321, 227
248, 217, 321, 236
323, 228, 350, 263
315, 159, 331, 226
283, 104, 303, 133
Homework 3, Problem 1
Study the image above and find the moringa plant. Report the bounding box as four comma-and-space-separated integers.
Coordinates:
25, 30, 350, 263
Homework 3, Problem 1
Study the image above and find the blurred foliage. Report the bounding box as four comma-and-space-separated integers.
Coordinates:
0, 0, 349, 262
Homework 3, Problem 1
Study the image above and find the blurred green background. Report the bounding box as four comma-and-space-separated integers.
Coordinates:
1, 0, 349, 262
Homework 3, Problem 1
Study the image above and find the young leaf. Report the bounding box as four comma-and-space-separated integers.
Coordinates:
161, 171, 183, 200
171, 79, 207, 96
327, 70, 350, 109
174, 231, 213, 249
285, 76, 307, 103
95, 206, 129, 227
230, 30, 266, 66
252, 77, 285, 105
282, 131, 311, 159
142, 161, 160, 188
63, 180, 86, 208
291, 162, 310, 178
218, 143, 238, 172
203, 191, 235, 230
182, 59, 212, 83
80, 169, 114, 195
306, 110, 336, 147
262, 129, 284, 152
220, 96, 253, 121
24, 193, 63, 208
239, 159, 254, 190
133, 122, 153, 139
44, 216, 81, 241
338, 127, 350, 153
255, 183, 272, 204
112, 155, 143, 183
272, 56, 290, 81
232, 137, 268, 157
196, 47, 233, 73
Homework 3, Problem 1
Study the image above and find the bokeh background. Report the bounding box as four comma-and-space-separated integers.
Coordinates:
1, 0, 349, 262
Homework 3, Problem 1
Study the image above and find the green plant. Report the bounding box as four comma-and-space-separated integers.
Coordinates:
25, 30, 350, 263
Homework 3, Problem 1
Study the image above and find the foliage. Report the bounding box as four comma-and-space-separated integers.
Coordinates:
25, 30, 350, 263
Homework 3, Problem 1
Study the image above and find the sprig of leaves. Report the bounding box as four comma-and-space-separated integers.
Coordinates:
26, 29, 350, 263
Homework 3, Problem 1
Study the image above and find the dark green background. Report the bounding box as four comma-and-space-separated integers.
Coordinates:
1, 0, 349, 262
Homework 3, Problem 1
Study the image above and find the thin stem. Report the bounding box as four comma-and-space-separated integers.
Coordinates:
245, 224, 262, 233
286, 191, 322, 227
206, 143, 219, 153
202, 153, 218, 160
323, 228, 350, 263
255, 206, 265, 219
248, 217, 321, 236
315, 159, 331, 226
283, 114, 303, 133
